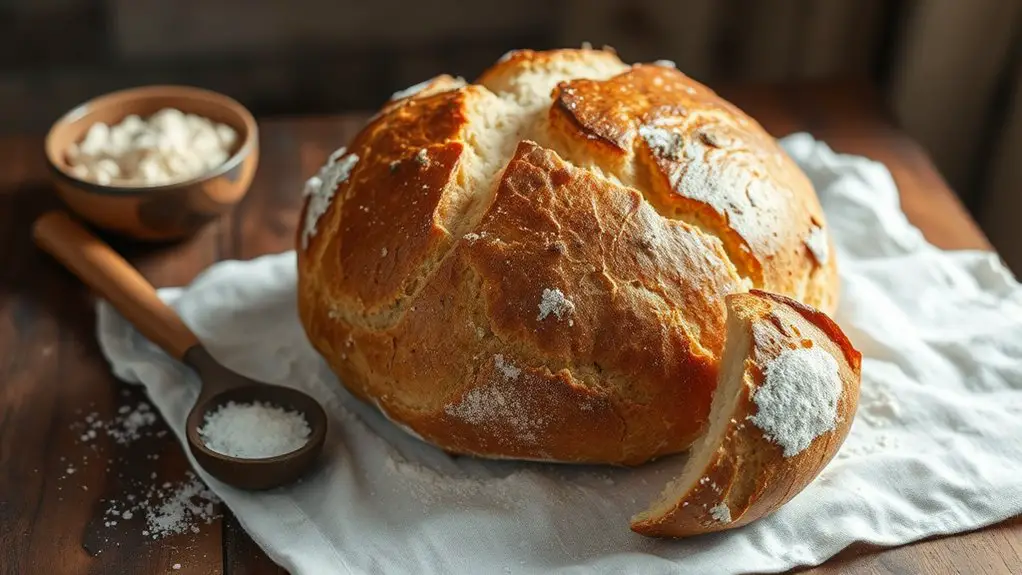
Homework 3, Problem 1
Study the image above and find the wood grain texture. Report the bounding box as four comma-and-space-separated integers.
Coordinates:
32, 212, 201, 361
0, 137, 223, 574
0, 83, 1015, 574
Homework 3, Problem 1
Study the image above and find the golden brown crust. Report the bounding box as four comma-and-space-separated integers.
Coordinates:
298, 83, 501, 321
630, 291, 861, 537
297, 48, 841, 466
455, 141, 744, 462
477, 48, 624, 89
548, 64, 837, 306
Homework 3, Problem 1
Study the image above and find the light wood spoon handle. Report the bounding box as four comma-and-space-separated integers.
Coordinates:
33, 211, 199, 360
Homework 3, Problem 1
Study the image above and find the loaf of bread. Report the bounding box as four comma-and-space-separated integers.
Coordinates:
296, 48, 839, 466
631, 290, 861, 537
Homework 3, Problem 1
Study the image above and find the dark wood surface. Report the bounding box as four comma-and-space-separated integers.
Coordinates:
0, 83, 1015, 574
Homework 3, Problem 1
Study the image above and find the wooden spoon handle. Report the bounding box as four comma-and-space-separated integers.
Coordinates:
33, 211, 199, 360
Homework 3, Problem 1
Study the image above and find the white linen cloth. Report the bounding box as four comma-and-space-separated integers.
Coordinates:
96, 134, 1022, 574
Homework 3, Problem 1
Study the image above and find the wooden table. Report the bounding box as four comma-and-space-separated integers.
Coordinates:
1, 83, 1016, 574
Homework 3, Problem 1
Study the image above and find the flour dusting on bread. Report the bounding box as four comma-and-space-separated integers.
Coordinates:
444, 359, 547, 444
750, 346, 842, 458
630, 291, 860, 538
639, 125, 684, 160
493, 354, 522, 380
537, 288, 576, 322
302, 148, 359, 249
709, 502, 731, 523
805, 225, 829, 265
670, 136, 744, 220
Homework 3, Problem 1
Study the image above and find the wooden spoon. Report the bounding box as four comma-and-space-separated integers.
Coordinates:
33, 211, 327, 490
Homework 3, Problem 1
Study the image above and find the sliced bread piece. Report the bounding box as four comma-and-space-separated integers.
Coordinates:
631, 289, 861, 537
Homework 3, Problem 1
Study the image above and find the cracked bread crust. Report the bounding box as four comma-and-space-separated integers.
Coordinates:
297, 48, 840, 465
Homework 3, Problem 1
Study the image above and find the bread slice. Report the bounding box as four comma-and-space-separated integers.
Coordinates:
631, 290, 861, 537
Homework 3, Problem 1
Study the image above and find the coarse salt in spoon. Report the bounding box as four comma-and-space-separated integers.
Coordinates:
33, 210, 328, 490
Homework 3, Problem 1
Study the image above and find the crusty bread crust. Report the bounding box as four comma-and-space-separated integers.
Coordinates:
630, 290, 861, 536
297, 48, 840, 465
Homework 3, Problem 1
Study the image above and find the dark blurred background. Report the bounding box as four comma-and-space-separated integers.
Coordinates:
3, 0, 1021, 270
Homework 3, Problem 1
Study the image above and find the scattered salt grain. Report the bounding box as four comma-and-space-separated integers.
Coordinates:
463, 231, 487, 244
198, 401, 311, 459
172, 563, 181, 570
144, 476, 221, 539
750, 346, 842, 457
709, 502, 732, 523
100, 403, 158, 445
66, 467, 76, 475
415, 148, 430, 167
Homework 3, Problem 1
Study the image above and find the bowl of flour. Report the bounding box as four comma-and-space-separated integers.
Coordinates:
45, 85, 259, 241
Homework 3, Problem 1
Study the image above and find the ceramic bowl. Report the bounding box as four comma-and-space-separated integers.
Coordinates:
44, 85, 259, 241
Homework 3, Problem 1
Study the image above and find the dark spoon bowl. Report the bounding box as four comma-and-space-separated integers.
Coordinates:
184, 347, 329, 490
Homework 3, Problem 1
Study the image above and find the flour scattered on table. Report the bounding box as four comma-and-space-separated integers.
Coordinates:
383, 453, 517, 510
836, 377, 903, 459
837, 431, 900, 459
198, 401, 311, 458
857, 382, 901, 427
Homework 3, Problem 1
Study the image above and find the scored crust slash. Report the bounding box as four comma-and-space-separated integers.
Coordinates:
294, 47, 861, 537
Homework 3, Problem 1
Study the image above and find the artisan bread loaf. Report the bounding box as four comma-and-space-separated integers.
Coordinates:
296, 48, 839, 465
631, 290, 861, 537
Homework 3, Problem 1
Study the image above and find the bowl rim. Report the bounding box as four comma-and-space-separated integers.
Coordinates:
44, 84, 259, 196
